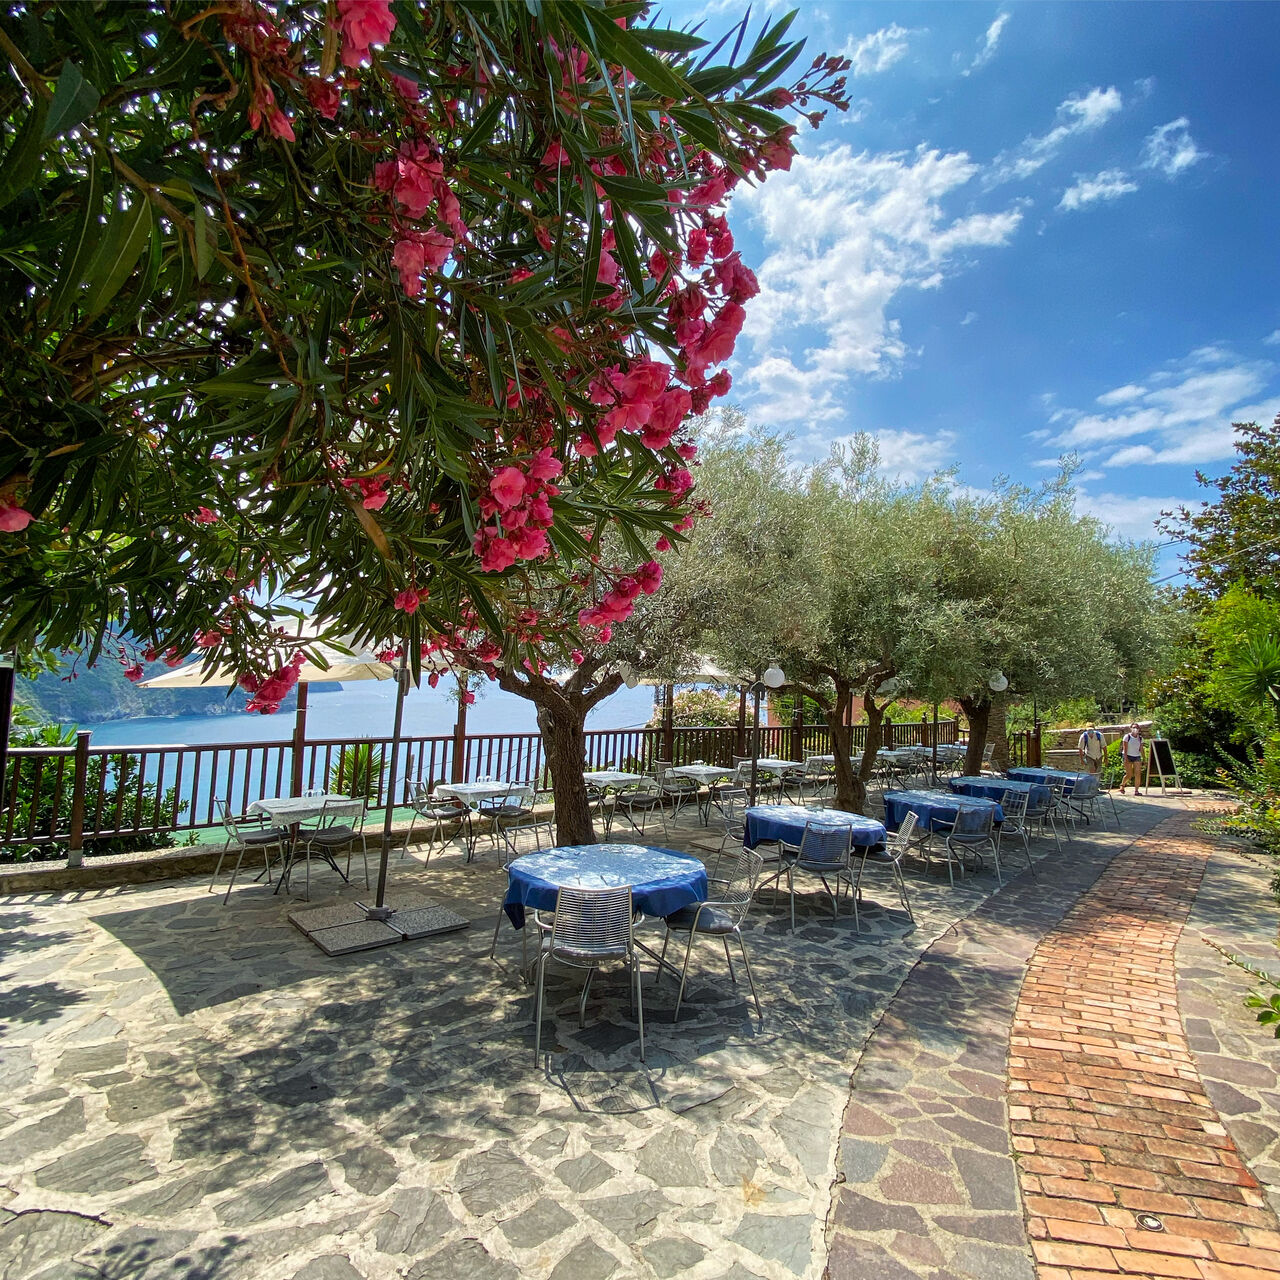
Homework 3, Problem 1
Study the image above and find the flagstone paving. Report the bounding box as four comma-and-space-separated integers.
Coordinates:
4, 793, 1277, 1280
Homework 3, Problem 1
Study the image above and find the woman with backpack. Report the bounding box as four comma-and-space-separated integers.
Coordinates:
1119, 723, 1146, 795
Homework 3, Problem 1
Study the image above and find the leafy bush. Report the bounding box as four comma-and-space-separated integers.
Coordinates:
649, 689, 740, 729
328, 744, 385, 800
2, 721, 185, 863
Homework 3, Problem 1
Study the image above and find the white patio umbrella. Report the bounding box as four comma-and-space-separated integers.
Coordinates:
138, 621, 396, 793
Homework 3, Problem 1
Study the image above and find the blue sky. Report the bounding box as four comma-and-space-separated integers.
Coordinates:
695, 1, 1280, 569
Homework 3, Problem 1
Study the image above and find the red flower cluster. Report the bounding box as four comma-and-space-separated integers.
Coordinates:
472, 447, 563, 573
577, 560, 663, 634
335, 0, 397, 68
341, 473, 390, 511
0, 503, 33, 532
376, 138, 468, 297
239, 652, 305, 714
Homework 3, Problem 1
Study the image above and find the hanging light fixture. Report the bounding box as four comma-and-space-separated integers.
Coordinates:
989, 671, 1009, 693
762, 664, 786, 689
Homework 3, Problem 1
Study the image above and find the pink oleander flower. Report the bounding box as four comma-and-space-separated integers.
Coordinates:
0, 503, 34, 532
711, 229, 735, 260
541, 140, 571, 168
163, 648, 185, 667
419, 229, 454, 269
636, 560, 663, 594
489, 466, 526, 511
390, 73, 421, 101
477, 534, 519, 573
393, 141, 443, 219
196, 630, 223, 649
655, 535, 672, 552
709, 370, 733, 397
462, 690, 476, 705
337, 0, 396, 66
597, 624, 612, 644
596, 249, 620, 287
193, 507, 218, 524
267, 108, 295, 142
123, 662, 144, 683
392, 238, 427, 297
527, 447, 563, 483
686, 228, 709, 267
362, 488, 387, 511
508, 526, 549, 560
306, 78, 342, 120
576, 436, 599, 457
427, 671, 440, 689
394, 588, 421, 614
570, 649, 584, 666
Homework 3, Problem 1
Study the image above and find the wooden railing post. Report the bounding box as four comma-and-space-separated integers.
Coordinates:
67, 730, 91, 869
790, 705, 804, 760
1029, 720, 1042, 767
661, 700, 674, 764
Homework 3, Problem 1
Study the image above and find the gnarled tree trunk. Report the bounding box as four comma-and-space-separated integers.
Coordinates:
535, 698, 595, 845
855, 690, 887, 812
824, 682, 859, 811
988, 691, 1010, 773
959, 695, 990, 776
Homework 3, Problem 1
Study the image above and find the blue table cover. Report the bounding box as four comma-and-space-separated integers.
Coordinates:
883, 789, 1003, 833
1008, 767, 1087, 795
744, 805, 886, 850
949, 776, 1051, 808
503, 843, 708, 928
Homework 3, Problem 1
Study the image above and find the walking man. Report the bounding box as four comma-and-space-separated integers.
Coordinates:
1119, 723, 1146, 795
1077, 722, 1106, 775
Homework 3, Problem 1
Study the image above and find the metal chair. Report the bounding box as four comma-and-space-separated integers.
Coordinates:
657, 772, 699, 825
801, 757, 833, 806
282, 797, 367, 899
1096, 772, 1122, 826
772, 820, 854, 931
586, 782, 615, 839
404, 782, 467, 865
497, 787, 555, 861
210, 799, 287, 904
532, 885, 644, 1064
710, 786, 747, 856
944, 804, 1001, 884
852, 812, 916, 929
614, 778, 666, 837
1048, 779, 1077, 840
658, 847, 764, 1025
996, 789, 1037, 877
1024, 784, 1062, 852
477, 781, 534, 856
1066, 773, 1102, 827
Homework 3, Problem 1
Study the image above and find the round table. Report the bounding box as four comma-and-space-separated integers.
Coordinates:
744, 804, 886, 850
949, 776, 1051, 808
883, 789, 1004, 833
502, 843, 708, 929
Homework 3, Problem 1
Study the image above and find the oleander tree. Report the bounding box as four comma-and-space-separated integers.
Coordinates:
0, 0, 850, 733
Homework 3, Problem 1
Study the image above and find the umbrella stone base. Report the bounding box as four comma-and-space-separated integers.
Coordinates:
288, 892, 468, 955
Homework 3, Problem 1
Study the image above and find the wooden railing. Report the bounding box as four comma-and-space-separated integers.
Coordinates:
1, 716, 961, 856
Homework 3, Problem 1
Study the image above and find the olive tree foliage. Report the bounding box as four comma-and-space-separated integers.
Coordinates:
664, 424, 1165, 809
0, 0, 848, 698
923, 473, 1164, 772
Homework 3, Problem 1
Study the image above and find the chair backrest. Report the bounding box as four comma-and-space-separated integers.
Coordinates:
653, 760, 672, 779
1048, 779, 1070, 808
660, 773, 698, 795
950, 804, 994, 839
1072, 774, 1100, 799
215, 797, 241, 842
709, 847, 765, 924
797, 821, 853, 866
550, 885, 634, 964
999, 789, 1030, 821
321, 797, 365, 829
885, 810, 919, 859
804, 756, 829, 777
714, 787, 747, 824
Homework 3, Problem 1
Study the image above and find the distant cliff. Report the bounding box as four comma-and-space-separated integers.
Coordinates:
16, 659, 323, 728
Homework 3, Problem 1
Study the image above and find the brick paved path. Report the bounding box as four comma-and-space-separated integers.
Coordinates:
1012, 808, 1280, 1279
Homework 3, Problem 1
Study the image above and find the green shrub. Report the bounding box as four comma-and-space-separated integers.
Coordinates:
328, 743, 385, 801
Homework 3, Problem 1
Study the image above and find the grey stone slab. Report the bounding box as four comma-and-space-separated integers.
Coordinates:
828, 1235, 927, 1280
214, 1160, 332, 1227
34, 1132, 156, 1193
336, 1145, 398, 1196
934, 1214, 1028, 1245
406, 1239, 519, 1280
556, 1153, 614, 1194
299, 919, 402, 956
372, 1188, 458, 1255
635, 1127, 703, 1187
548, 1239, 619, 1280
0, 1098, 86, 1164
954, 1147, 1021, 1211
949, 1241, 1036, 1280
839, 1137, 889, 1184
454, 1144, 538, 1216
292, 1257, 365, 1280
77, 1228, 201, 1280
0, 1210, 107, 1280
641, 1236, 706, 1278
500, 1198, 575, 1248
582, 1190, 668, 1244
391, 904, 468, 940
731, 1213, 813, 1276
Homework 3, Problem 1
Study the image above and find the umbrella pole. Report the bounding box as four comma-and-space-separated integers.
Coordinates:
369, 651, 409, 918
291, 683, 309, 796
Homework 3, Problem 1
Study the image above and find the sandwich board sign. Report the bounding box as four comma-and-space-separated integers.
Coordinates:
1146, 738, 1182, 794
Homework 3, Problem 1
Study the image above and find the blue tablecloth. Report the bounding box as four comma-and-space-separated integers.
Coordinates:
949, 776, 1051, 808
744, 805, 886, 850
883, 790, 1003, 833
1008, 767, 1087, 795
503, 843, 708, 928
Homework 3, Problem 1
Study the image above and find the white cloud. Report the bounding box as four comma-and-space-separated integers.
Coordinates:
1048, 347, 1276, 467
1141, 118, 1206, 177
846, 24, 918, 76
962, 12, 1011, 75
733, 144, 1023, 422
988, 86, 1124, 185
1264, 330, 1280, 347
960, 311, 979, 326
1058, 169, 1139, 211
1096, 383, 1147, 407
1074, 490, 1179, 542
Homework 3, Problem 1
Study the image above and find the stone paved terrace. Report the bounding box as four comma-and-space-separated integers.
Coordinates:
2, 790, 1279, 1280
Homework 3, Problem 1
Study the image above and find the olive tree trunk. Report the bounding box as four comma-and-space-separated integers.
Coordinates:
959, 695, 990, 776
536, 699, 595, 845
988, 691, 1011, 773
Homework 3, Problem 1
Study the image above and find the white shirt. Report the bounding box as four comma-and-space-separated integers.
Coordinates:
1122, 732, 1144, 759
1078, 730, 1104, 759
